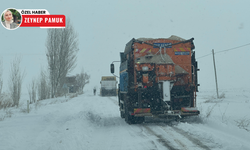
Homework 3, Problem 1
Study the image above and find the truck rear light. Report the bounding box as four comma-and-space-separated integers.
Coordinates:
134, 108, 151, 114
144, 85, 147, 88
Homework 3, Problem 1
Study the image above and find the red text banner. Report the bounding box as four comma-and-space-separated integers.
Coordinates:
20, 15, 65, 28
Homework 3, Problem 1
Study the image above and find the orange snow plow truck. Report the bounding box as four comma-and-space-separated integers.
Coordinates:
111, 35, 200, 124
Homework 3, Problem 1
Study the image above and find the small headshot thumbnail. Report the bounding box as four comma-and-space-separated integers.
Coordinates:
1, 8, 21, 30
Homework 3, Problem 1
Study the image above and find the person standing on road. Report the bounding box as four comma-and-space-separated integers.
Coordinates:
93, 87, 96, 96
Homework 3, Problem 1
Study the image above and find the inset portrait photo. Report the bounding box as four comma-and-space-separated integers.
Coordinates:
1, 8, 21, 30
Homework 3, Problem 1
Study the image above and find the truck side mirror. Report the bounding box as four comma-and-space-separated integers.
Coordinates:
111, 64, 114, 73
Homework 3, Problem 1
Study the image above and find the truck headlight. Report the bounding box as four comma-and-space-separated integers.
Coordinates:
142, 66, 149, 71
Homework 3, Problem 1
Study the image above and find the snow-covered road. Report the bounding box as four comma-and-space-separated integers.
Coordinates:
0, 89, 250, 150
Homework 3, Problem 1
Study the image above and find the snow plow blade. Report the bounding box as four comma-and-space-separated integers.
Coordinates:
181, 107, 200, 116
133, 107, 199, 117
181, 107, 199, 113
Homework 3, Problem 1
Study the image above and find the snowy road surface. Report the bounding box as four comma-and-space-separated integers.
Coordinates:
0, 89, 250, 150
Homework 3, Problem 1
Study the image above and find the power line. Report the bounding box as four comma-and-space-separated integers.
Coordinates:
215, 43, 250, 54
196, 42, 250, 59
196, 53, 211, 59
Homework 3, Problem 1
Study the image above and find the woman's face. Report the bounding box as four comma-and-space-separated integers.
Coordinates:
4, 11, 12, 21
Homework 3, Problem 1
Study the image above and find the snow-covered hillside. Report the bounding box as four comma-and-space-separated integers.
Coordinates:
0, 88, 249, 150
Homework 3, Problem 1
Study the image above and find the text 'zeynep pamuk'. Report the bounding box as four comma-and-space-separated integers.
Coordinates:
24, 17, 64, 23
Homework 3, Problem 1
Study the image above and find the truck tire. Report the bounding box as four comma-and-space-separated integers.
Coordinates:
123, 92, 145, 124
124, 104, 135, 124
120, 110, 125, 118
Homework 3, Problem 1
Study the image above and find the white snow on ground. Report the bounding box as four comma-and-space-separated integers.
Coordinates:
175, 88, 250, 150
0, 88, 250, 150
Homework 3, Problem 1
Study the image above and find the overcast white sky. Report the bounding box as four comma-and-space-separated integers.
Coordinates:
1, 0, 250, 94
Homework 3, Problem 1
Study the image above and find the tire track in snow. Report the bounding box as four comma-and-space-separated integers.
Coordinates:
127, 125, 157, 149
143, 123, 212, 150
107, 97, 163, 149
170, 125, 211, 150
159, 123, 211, 150
107, 96, 210, 149
107, 97, 118, 105
143, 125, 180, 150
158, 125, 189, 150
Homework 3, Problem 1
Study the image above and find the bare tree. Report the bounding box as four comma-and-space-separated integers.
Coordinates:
76, 68, 90, 93
37, 68, 50, 100
8, 57, 25, 107
0, 59, 3, 95
31, 79, 37, 103
27, 78, 37, 104
27, 84, 32, 104
0, 59, 4, 108
46, 19, 79, 98
0, 59, 13, 109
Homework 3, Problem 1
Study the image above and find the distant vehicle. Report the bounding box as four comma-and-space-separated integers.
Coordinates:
111, 35, 200, 124
100, 76, 117, 96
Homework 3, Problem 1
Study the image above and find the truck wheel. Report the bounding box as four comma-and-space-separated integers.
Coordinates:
125, 105, 135, 124
125, 107, 129, 123
120, 110, 125, 118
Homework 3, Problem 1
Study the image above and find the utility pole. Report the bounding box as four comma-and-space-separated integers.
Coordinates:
212, 49, 219, 98
27, 100, 29, 113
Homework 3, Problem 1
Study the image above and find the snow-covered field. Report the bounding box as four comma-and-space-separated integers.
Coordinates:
0, 88, 250, 150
